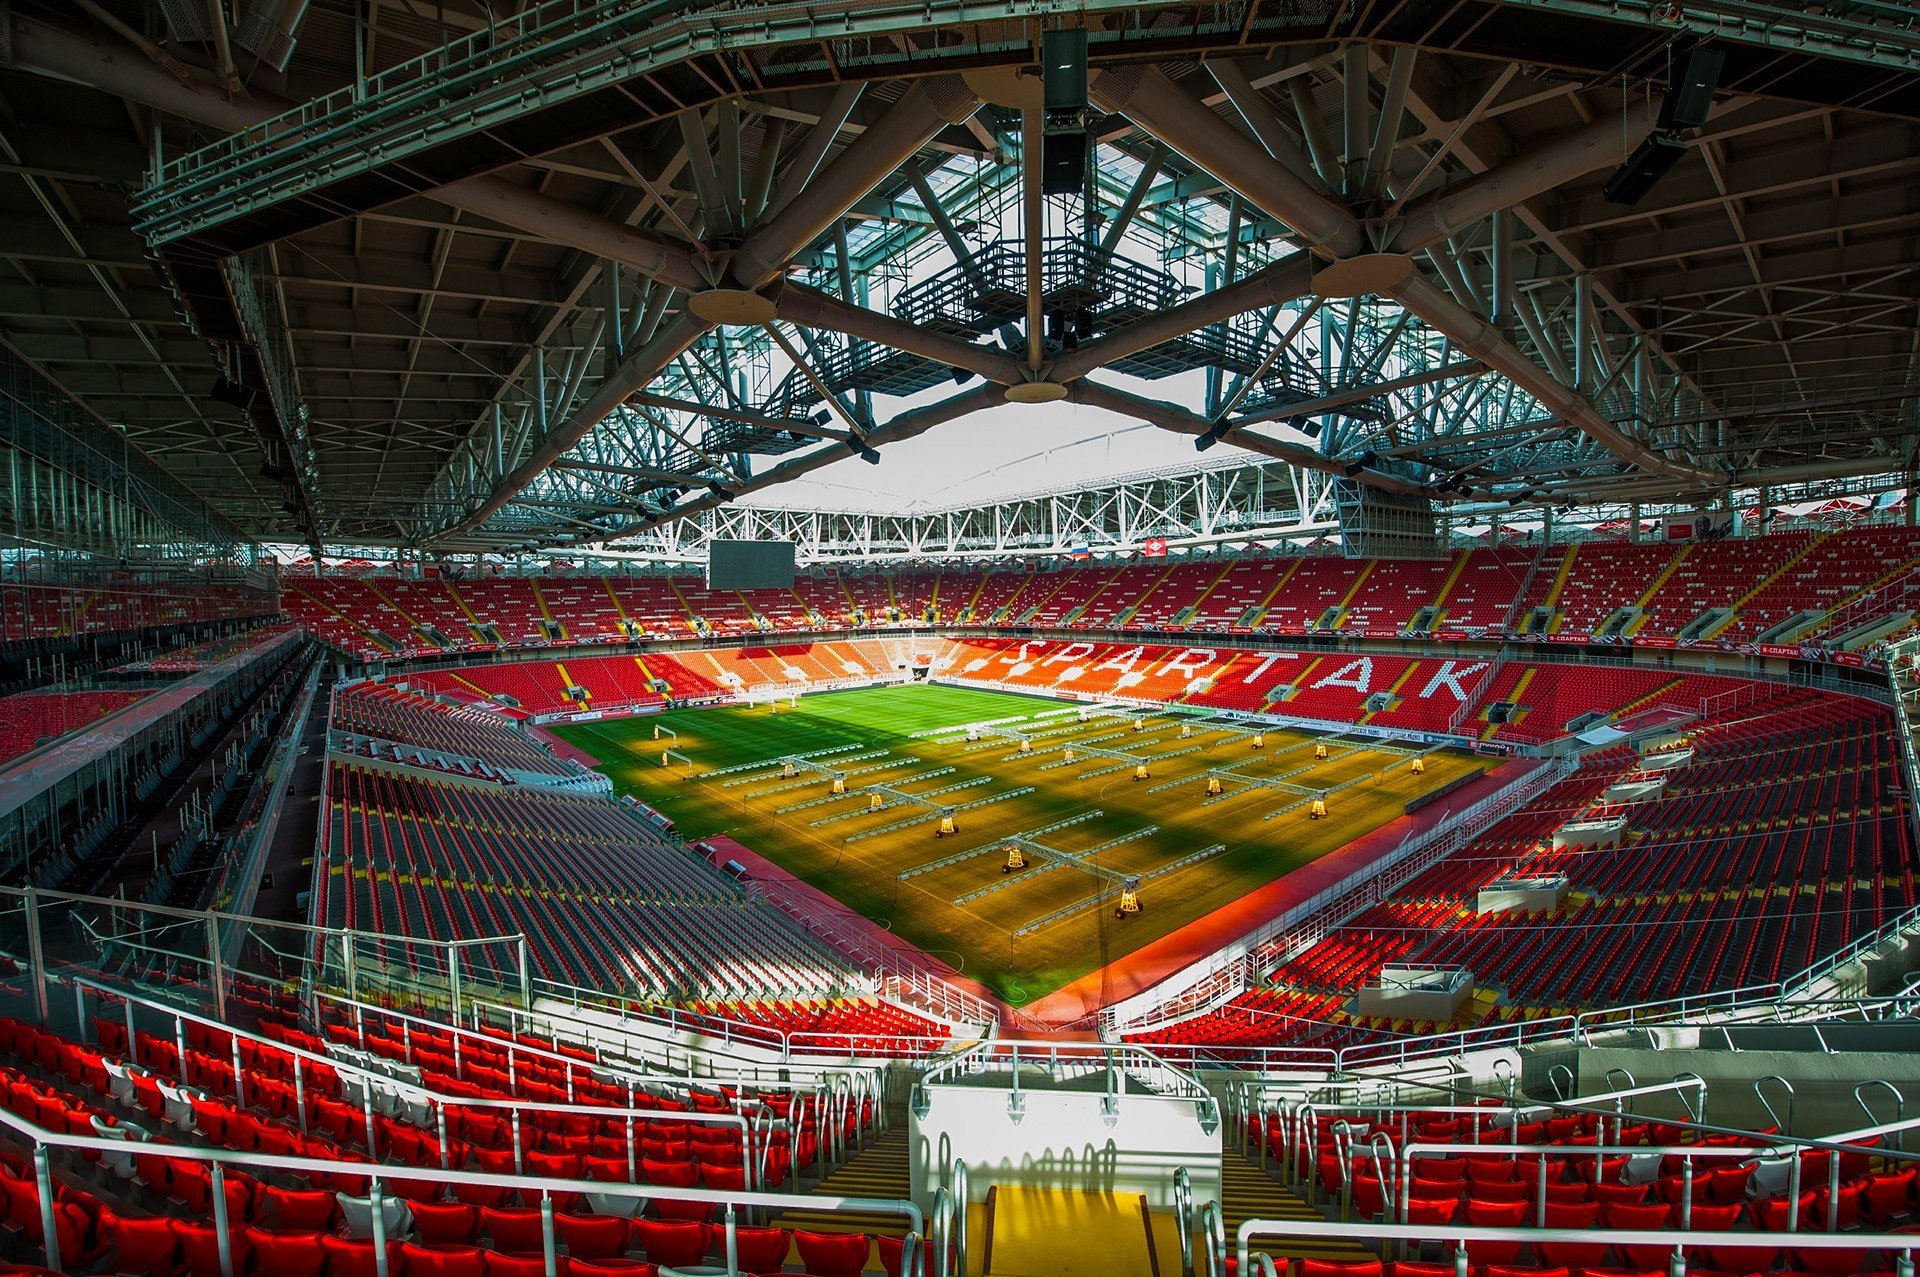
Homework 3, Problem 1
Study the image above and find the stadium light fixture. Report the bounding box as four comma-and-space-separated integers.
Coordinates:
1604, 44, 1721, 206
1194, 419, 1233, 452
1602, 133, 1687, 206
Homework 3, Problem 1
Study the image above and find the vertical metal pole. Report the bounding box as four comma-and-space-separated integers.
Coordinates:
1342, 43, 1369, 198
342, 931, 358, 1006
370, 1178, 390, 1277
211, 1158, 235, 1277
541, 1192, 559, 1276
449, 945, 463, 1026
1573, 273, 1592, 390
32, 1144, 60, 1273
1491, 209, 1513, 328
23, 888, 47, 1024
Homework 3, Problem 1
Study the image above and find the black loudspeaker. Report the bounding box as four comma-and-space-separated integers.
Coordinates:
1659, 46, 1725, 131
1042, 29, 1088, 115
1602, 131, 1687, 205
1042, 130, 1088, 196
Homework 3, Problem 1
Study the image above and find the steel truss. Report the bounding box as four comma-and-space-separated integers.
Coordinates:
4, 0, 1917, 554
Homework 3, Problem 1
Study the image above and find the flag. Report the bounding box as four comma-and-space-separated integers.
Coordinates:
1141, 537, 1168, 558
1068, 544, 1091, 562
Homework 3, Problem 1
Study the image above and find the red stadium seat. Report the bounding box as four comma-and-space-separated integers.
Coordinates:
632, 1220, 710, 1267
558, 1213, 634, 1261
1302, 1263, 1383, 1277
481, 1207, 548, 1252
318, 1236, 402, 1277
794, 1229, 873, 1277
399, 1242, 488, 1277
1463, 1199, 1529, 1265
1863, 1170, 1916, 1224
1536, 1199, 1604, 1269
241, 1228, 328, 1277
412, 1202, 481, 1245
176, 1220, 251, 1277
263, 1187, 338, 1233
112, 1215, 183, 1277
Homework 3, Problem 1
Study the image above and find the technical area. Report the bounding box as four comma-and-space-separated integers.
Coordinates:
1, 2, 1920, 1277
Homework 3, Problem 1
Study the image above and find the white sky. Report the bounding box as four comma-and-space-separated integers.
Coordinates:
737, 402, 1194, 512
738, 368, 1308, 513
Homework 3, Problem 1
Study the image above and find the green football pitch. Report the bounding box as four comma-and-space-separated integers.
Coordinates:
550, 683, 1477, 1006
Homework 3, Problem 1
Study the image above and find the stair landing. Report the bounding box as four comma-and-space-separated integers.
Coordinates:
985, 1185, 1158, 1277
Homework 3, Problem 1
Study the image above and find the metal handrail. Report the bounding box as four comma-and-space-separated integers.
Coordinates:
1233, 1216, 1919, 1277
1175, 1165, 1195, 1277
0, 1097, 924, 1277
320, 988, 855, 1100
65, 974, 767, 1182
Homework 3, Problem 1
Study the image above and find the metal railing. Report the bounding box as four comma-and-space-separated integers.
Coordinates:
916, 1038, 1218, 1109
0, 1090, 922, 1277
1106, 755, 1575, 1037
1221, 1090, 1920, 1277
1226, 1215, 1917, 1277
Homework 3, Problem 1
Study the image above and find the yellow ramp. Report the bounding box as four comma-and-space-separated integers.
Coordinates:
985, 1186, 1159, 1277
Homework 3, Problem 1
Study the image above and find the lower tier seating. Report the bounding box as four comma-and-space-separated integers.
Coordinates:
1124, 690, 1916, 1055
319, 762, 859, 1000
0, 997, 907, 1277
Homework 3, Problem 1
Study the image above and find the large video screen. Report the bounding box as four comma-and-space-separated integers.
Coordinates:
707, 538, 797, 591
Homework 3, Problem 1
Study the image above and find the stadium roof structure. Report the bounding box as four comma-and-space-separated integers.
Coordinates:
4, 0, 1920, 555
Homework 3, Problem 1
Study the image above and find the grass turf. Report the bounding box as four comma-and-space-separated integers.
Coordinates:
551, 683, 1478, 1006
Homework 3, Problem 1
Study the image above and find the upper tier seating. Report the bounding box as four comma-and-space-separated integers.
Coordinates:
1341, 558, 1455, 637
375, 580, 480, 650
1125, 562, 1221, 629
535, 578, 625, 643
0, 581, 273, 645
284, 528, 1920, 664
0, 688, 148, 765
1720, 526, 1920, 644
1635, 533, 1816, 642
1430, 549, 1533, 639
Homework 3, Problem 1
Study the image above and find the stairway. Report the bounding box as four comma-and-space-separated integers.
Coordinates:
1219, 1148, 1374, 1264
776, 1127, 914, 1239
776, 1133, 1368, 1273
